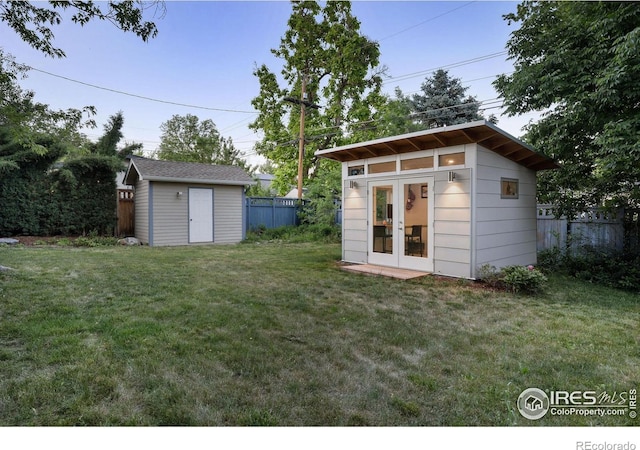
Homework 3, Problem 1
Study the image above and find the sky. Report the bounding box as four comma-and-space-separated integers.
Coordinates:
1, 0, 542, 168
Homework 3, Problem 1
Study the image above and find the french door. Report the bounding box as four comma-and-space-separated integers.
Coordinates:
368, 177, 433, 271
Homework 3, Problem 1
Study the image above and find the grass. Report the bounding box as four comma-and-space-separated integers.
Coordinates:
0, 242, 638, 426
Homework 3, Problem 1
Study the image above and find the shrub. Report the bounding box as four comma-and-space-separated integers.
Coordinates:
0, 128, 119, 237
537, 247, 563, 272
477, 264, 548, 294
537, 246, 640, 292
501, 265, 548, 294
244, 224, 340, 244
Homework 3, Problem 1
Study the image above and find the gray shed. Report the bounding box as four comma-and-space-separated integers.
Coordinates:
316, 120, 558, 279
123, 157, 254, 246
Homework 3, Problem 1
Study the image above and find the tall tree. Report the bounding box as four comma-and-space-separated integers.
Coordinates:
410, 69, 484, 128
0, 49, 95, 161
90, 111, 142, 158
494, 1, 640, 216
250, 0, 386, 196
157, 114, 247, 169
374, 88, 422, 138
0, 1, 163, 58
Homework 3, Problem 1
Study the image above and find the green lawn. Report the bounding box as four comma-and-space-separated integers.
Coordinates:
0, 242, 638, 426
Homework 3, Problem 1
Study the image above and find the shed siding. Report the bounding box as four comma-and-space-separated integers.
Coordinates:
213, 185, 244, 244
143, 183, 245, 246
134, 180, 150, 245
474, 146, 537, 276
433, 168, 471, 278
152, 182, 190, 246
342, 180, 367, 263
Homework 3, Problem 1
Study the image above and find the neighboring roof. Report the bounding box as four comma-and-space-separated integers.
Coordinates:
123, 157, 255, 186
315, 120, 559, 171
256, 173, 276, 182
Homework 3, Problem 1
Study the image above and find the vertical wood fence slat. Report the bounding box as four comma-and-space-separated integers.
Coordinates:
116, 189, 135, 236
537, 205, 637, 255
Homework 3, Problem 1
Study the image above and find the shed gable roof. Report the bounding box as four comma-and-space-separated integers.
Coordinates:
315, 120, 559, 171
123, 157, 254, 186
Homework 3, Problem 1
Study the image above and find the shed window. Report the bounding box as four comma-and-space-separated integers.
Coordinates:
368, 161, 396, 174
401, 156, 434, 171
501, 178, 519, 199
348, 165, 364, 176
439, 152, 465, 167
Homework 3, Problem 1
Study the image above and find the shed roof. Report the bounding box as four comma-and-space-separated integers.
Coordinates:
123, 157, 255, 186
315, 120, 559, 171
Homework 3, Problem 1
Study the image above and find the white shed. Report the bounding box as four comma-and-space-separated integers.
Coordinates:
316, 120, 558, 279
123, 157, 254, 246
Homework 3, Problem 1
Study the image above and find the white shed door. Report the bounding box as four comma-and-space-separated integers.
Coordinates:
189, 188, 213, 243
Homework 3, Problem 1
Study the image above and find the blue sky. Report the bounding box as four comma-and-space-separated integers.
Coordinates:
1, 1, 540, 166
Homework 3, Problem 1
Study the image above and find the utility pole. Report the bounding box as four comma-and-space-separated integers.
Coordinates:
296, 75, 307, 200
284, 73, 320, 200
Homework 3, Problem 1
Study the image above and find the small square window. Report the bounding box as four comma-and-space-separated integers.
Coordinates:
501, 178, 519, 199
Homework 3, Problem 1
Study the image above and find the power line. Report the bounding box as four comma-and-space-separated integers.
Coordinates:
240, 97, 507, 158
21, 64, 259, 114
382, 51, 508, 86
378, 1, 477, 42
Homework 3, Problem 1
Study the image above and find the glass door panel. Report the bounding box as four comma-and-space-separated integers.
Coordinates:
368, 182, 397, 267
399, 178, 433, 272
372, 184, 393, 254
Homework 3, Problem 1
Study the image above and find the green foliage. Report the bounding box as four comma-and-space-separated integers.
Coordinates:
0, 148, 119, 236
245, 180, 275, 197
372, 88, 422, 137
0, 50, 97, 153
494, 1, 640, 215
477, 264, 548, 295
244, 224, 340, 244
0, 1, 162, 58
250, 0, 386, 194
298, 159, 341, 227
410, 69, 484, 128
501, 266, 548, 295
0, 111, 126, 236
70, 233, 119, 247
157, 114, 248, 170
537, 247, 640, 292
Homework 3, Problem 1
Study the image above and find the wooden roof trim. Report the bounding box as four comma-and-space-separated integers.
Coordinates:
405, 137, 422, 151
315, 120, 559, 171
381, 142, 399, 154
431, 133, 448, 147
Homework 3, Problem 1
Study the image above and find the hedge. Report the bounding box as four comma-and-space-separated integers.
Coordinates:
0, 141, 119, 236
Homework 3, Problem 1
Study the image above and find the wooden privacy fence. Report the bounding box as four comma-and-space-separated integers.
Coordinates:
537, 205, 639, 254
116, 189, 135, 236
245, 197, 308, 231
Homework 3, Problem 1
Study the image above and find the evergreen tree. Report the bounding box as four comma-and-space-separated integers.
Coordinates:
410, 69, 483, 128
